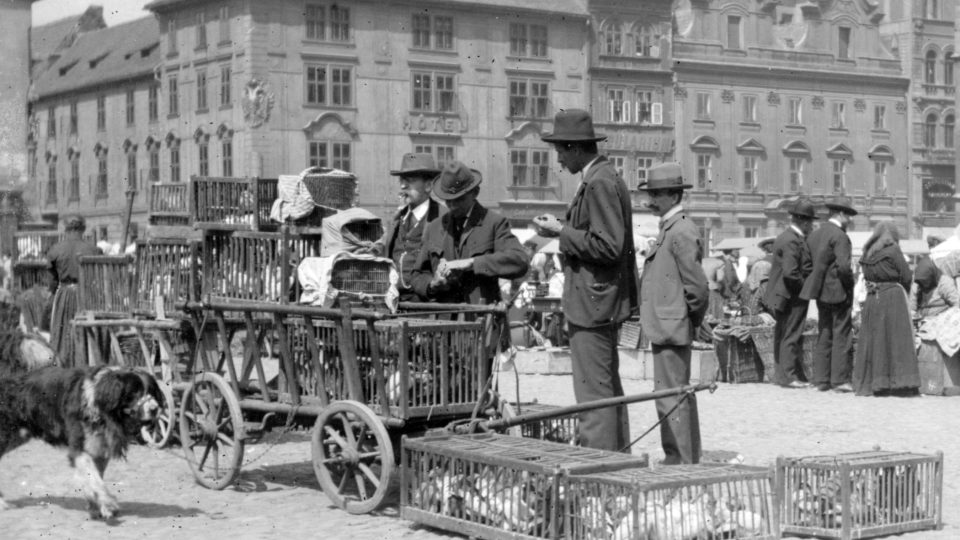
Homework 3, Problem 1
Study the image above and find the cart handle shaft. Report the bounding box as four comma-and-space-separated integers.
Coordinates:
484, 382, 716, 431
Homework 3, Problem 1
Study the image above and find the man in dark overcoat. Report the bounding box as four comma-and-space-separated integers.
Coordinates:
800, 195, 857, 392
763, 199, 816, 388
370, 153, 444, 302
410, 161, 529, 305
637, 163, 709, 464
532, 109, 640, 452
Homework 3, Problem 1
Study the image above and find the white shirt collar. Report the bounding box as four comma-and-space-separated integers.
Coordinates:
790, 224, 805, 237
661, 204, 683, 224
407, 198, 430, 222
581, 155, 602, 180
829, 217, 843, 229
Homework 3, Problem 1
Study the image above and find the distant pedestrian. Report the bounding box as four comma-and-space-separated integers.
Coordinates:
637, 162, 709, 464
763, 199, 816, 387
852, 222, 919, 396
800, 196, 857, 393
46, 216, 101, 366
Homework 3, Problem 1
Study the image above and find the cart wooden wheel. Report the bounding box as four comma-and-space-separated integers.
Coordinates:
179, 372, 245, 489
141, 377, 176, 449
312, 400, 394, 514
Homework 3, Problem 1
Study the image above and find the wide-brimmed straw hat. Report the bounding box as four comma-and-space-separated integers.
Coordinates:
433, 161, 482, 201
540, 109, 607, 143
824, 195, 858, 216
789, 199, 818, 219
389, 153, 441, 177
636, 162, 693, 191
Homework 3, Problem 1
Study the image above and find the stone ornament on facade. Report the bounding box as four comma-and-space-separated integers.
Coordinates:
674, 85, 687, 99
854, 99, 866, 112
767, 91, 780, 105
811, 95, 825, 109
721, 89, 734, 103
242, 78, 275, 128
896, 101, 907, 114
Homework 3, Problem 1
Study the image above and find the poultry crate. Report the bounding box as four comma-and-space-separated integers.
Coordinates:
191, 175, 278, 231
134, 238, 199, 317
302, 168, 358, 210
776, 450, 943, 539
401, 432, 648, 540
563, 463, 778, 540
501, 402, 579, 445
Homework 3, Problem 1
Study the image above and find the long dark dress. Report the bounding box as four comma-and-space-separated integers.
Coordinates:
853, 242, 919, 396
46, 236, 100, 367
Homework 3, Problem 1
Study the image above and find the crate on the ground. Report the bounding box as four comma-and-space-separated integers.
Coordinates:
748, 325, 776, 383
401, 432, 648, 540
203, 229, 321, 304
777, 450, 943, 540
12, 261, 51, 292
563, 463, 778, 540
502, 402, 579, 445
286, 318, 486, 419
191, 175, 278, 231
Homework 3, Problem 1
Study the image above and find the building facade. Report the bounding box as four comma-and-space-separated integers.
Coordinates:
673, 0, 911, 246
30, 17, 161, 241
880, 0, 957, 235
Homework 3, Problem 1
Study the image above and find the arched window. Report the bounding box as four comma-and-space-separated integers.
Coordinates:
945, 51, 954, 86
633, 23, 660, 57
945, 114, 955, 148
924, 113, 938, 147
600, 21, 622, 55
925, 50, 938, 84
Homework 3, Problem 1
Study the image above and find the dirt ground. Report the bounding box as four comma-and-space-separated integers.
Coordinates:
0, 372, 956, 539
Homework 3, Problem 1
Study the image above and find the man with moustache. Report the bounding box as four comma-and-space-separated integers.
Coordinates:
532, 109, 639, 452
800, 195, 857, 393
637, 162, 709, 464
370, 153, 444, 301
763, 199, 817, 388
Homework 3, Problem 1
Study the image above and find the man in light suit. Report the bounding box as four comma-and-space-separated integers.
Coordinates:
763, 199, 816, 388
533, 109, 639, 452
800, 195, 857, 393
637, 163, 709, 465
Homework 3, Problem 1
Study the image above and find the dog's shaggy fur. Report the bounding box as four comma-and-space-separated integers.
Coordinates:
0, 366, 162, 519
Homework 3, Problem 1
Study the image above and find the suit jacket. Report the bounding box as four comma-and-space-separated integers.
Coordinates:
639, 209, 709, 346
373, 199, 445, 290
800, 221, 854, 304
763, 227, 812, 313
559, 157, 640, 328
410, 203, 529, 305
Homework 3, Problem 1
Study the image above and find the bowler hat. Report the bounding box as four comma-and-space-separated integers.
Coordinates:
64, 215, 86, 232
433, 161, 482, 201
758, 237, 775, 250
389, 153, 441, 177
636, 162, 693, 191
789, 199, 818, 219
824, 195, 858, 216
540, 109, 607, 143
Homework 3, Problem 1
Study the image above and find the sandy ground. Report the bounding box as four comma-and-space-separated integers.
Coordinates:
0, 372, 956, 539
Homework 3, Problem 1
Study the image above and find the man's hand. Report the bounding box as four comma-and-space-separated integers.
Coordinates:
532, 214, 562, 238
444, 258, 474, 273
429, 273, 449, 293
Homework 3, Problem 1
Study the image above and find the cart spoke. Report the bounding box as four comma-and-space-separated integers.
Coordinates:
354, 471, 368, 500
183, 410, 198, 424
357, 462, 380, 487
212, 443, 220, 476
358, 451, 381, 460
195, 388, 211, 415
198, 439, 214, 469
337, 469, 349, 493
323, 425, 351, 449
340, 414, 357, 446
217, 432, 235, 447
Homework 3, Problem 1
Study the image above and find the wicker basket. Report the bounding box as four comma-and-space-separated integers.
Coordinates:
401, 432, 648, 540
714, 335, 763, 383
801, 330, 817, 381
777, 450, 943, 539
563, 464, 778, 540
749, 326, 776, 383
302, 168, 357, 210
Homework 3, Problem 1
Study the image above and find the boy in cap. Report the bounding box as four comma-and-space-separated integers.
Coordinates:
533, 108, 640, 453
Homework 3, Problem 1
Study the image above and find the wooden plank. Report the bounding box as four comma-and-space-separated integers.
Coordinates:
274, 313, 300, 406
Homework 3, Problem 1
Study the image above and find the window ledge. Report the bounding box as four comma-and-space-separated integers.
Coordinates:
409, 47, 458, 56
196, 108, 210, 114
829, 127, 849, 135
505, 55, 552, 64
784, 124, 805, 130
218, 40, 232, 48
693, 118, 715, 126
304, 103, 355, 111
195, 45, 208, 52
166, 51, 179, 59
167, 113, 180, 119
302, 39, 356, 48
739, 121, 761, 128
219, 103, 233, 111
507, 115, 551, 122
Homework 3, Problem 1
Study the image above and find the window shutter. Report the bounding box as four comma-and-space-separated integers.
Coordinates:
651, 102, 663, 125
608, 99, 614, 123
622, 101, 631, 124
634, 101, 640, 124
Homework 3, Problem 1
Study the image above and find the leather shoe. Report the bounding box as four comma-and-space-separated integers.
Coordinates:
832, 383, 853, 393
783, 381, 810, 389
816, 384, 830, 392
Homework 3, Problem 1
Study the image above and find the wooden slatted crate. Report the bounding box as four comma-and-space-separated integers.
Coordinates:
191, 175, 278, 231
401, 432, 648, 540
134, 238, 198, 318
78, 255, 134, 317
563, 464, 777, 540
777, 450, 943, 539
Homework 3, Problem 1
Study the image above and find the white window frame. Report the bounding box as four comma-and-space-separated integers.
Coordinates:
414, 144, 456, 168
696, 154, 712, 189
873, 104, 886, 130
510, 148, 551, 187
832, 159, 846, 192
696, 92, 712, 120
742, 155, 759, 190
788, 97, 802, 125
308, 140, 352, 171
788, 157, 804, 192
831, 102, 846, 129
412, 71, 456, 113
305, 64, 353, 107
873, 161, 887, 194
742, 94, 757, 123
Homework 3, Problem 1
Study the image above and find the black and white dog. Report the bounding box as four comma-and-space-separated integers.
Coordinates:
0, 366, 162, 519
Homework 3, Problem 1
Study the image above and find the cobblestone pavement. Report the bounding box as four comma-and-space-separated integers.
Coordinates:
0, 373, 955, 539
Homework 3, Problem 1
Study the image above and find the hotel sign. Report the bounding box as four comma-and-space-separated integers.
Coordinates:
403, 115, 468, 135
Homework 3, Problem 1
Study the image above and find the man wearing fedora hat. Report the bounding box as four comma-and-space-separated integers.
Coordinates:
410, 160, 528, 307
801, 196, 857, 392
637, 162, 709, 465
763, 198, 817, 388
532, 109, 639, 453
369, 153, 445, 301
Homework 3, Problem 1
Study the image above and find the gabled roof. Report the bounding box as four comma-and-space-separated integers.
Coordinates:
31, 6, 107, 64
736, 138, 765, 153
32, 17, 160, 101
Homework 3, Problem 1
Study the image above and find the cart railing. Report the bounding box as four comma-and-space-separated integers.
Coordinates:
134, 238, 199, 318
78, 255, 134, 317
13, 230, 60, 263
12, 260, 51, 292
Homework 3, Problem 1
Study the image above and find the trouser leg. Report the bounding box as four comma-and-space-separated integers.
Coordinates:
831, 301, 854, 386
569, 323, 630, 452
779, 302, 808, 383
652, 344, 701, 464
813, 302, 835, 387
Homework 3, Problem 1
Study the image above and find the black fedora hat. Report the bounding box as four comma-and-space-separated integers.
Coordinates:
389, 153, 441, 177
636, 162, 693, 191
433, 161, 482, 201
824, 195, 858, 216
541, 109, 607, 143
789, 198, 818, 219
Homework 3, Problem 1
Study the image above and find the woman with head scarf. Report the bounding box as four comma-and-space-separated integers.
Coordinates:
912, 255, 959, 319
852, 222, 919, 396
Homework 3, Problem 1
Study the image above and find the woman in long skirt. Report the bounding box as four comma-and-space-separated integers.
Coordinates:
853, 222, 919, 396
46, 216, 100, 366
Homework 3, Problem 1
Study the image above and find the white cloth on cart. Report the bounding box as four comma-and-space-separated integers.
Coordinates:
916, 306, 960, 357
298, 252, 399, 312
270, 170, 316, 222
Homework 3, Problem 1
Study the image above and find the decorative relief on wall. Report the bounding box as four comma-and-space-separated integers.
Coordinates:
674, 85, 687, 99
242, 78, 275, 128
811, 95, 825, 109
767, 91, 780, 105
895, 101, 907, 114
721, 90, 735, 103
854, 99, 866, 112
